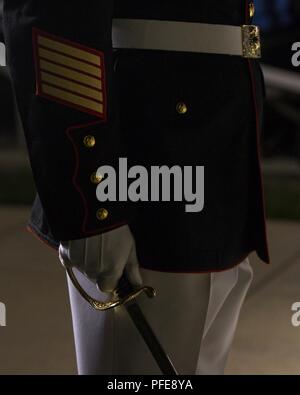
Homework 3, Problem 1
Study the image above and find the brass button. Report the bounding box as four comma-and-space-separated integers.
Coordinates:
91, 172, 103, 185
249, 2, 255, 18
83, 135, 96, 148
176, 102, 188, 115
96, 208, 109, 221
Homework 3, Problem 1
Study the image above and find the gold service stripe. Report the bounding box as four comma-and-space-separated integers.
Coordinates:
41, 72, 103, 102
38, 47, 101, 78
39, 60, 102, 89
38, 35, 101, 66
42, 84, 104, 114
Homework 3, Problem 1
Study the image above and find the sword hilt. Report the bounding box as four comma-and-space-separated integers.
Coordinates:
65, 266, 178, 375
65, 265, 156, 311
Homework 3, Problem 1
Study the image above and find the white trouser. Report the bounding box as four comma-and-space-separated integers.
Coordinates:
67, 259, 253, 375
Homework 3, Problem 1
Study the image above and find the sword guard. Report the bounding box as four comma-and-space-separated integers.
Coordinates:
65, 266, 156, 311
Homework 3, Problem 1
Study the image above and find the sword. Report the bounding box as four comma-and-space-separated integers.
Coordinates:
116, 275, 178, 375
65, 266, 178, 375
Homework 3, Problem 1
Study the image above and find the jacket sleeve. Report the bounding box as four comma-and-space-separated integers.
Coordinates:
3, 0, 132, 241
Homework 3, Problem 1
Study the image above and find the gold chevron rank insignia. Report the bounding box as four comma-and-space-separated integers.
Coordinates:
32, 28, 106, 119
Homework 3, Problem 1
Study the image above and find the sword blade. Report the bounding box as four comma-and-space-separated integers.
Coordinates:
124, 301, 178, 375
117, 276, 178, 375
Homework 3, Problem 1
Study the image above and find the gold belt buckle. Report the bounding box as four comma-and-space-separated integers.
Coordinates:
242, 25, 261, 59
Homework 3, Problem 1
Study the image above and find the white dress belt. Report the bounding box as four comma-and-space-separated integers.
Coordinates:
112, 18, 261, 59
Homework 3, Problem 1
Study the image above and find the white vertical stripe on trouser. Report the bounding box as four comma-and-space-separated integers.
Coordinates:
196, 259, 253, 375
67, 259, 252, 375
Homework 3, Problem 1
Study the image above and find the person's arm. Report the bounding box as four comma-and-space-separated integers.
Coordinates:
3, 1, 141, 291
3, 0, 132, 242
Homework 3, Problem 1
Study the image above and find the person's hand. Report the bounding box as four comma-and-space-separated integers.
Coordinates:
58, 225, 142, 293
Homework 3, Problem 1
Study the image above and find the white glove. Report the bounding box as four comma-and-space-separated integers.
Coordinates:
58, 225, 143, 293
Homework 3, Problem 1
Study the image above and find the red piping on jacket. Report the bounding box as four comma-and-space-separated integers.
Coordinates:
245, 0, 270, 263
139, 251, 253, 274
65, 120, 128, 236
247, 60, 270, 263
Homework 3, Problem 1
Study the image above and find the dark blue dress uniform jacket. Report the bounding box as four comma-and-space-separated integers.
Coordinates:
2, 0, 270, 272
